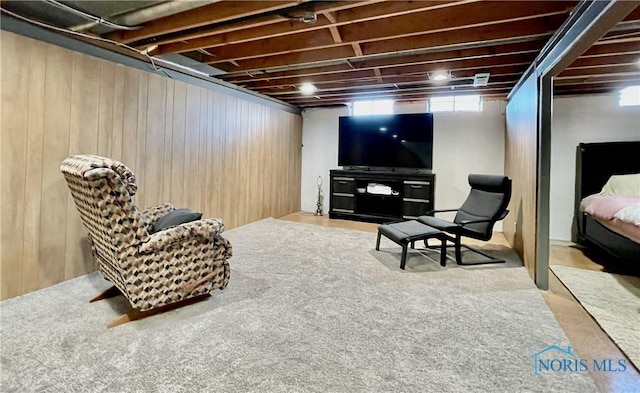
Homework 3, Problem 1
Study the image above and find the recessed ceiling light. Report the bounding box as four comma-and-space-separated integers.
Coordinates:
429, 70, 451, 81
300, 83, 317, 95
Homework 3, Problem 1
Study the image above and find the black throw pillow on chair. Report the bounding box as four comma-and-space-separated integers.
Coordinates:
152, 208, 202, 233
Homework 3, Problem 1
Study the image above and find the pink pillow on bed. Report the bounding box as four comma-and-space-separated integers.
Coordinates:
585, 195, 640, 220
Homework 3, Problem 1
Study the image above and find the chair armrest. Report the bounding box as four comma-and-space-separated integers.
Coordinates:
496, 210, 509, 221
426, 208, 459, 215
139, 218, 225, 254
458, 218, 495, 227
139, 203, 175, 226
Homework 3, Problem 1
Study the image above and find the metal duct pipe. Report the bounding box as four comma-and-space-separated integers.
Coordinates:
70, 0, 221, 32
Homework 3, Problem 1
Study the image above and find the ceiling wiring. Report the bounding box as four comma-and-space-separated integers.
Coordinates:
1, 6, 175, 78
46, 0, 141, 31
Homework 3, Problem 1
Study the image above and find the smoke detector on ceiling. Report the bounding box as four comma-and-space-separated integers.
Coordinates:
473, 73, 490, 87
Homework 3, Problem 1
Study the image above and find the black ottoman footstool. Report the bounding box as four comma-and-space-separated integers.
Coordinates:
376, 220, 447, 269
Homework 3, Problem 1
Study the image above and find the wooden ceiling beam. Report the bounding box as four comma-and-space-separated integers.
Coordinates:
554, 82, 636, 95
554, 73, 640, 85
212, 45, 358, 73
295, 91, 512, 106
208, 29, 340, 61
379, 55, 534, 77
222, 40, 545, 83
567, 53, 640, 68
352, 43, 364, 57
558, 64, 640, 77
579, 40, 640, 58
282, 86, 517, 105
287, 84, 516, 103
329, 26, 344, 44
593, 34, 640, 46
331, 0, 479, 24
347, 40, 544, 70
155, 2, 368, 53
296, 93, 509, 107
155, 0, 468, 54
255, 70, 525, 96
268, 79, 521, 100
621, 6, 640, 21
225, 64, 354, 84
201, 5, 571, 62
250, 69, 379, 89
373, 69, 384, 83
337, 1, 573, 43
106, 1, 304, 44
360, 14, 567, 56
324, 12, 343, 44
240, 54, 534, 89
150, 15, 285, 48
210, 16, 564, 72
264, 74, 520, 97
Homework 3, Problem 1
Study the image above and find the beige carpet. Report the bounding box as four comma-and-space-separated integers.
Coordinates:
1, 219, 598, 392
550, 265, 640, 370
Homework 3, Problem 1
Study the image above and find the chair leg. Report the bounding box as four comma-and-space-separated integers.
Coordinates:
376, 231, 382, 251
457, 244, 506, 265
90, 285, 121, 303
400, 244, 408, 270
455, 235, 463, 265
439, 237, 447, 267
107, 294, 211, 329
453, 232, 506, 266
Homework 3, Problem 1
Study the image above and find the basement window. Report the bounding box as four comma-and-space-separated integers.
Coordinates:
352, 100, 394, 116
618, 85, 640, 107
428, 95, 482, 112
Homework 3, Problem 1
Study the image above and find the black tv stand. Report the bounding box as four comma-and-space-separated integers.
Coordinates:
329, 169, 435, 223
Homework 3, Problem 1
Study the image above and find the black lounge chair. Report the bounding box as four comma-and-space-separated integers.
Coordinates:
418, 174, 512, 265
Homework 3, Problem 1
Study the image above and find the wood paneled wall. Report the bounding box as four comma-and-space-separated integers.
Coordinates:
504, 74, 538, 280
1, 31, 302, 300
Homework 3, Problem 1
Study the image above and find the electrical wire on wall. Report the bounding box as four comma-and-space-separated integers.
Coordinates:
0, 7, 177, 79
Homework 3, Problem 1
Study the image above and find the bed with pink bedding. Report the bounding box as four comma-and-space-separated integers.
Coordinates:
582, 195, 640, 243
575, 142, 640, 270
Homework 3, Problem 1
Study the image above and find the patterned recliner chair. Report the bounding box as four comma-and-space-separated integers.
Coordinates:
61, 154, 231, 326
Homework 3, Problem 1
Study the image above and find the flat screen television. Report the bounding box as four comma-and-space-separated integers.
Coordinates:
338, 113, 434, 170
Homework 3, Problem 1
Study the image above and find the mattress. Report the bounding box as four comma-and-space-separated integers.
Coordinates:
581, 194, 640, 243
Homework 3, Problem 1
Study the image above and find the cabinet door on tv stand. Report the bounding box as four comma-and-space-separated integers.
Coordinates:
332, 177, 355, 194
402, 179, 433, 219
331, 176, 355, 214
403, 180, 432, 200
332, 194, 355, 213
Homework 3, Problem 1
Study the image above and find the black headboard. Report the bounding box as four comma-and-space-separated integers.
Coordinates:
575, 141, 640, 203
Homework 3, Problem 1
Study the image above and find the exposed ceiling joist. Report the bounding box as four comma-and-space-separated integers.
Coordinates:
107, 1, 306, 44
202, 4, 572, 63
